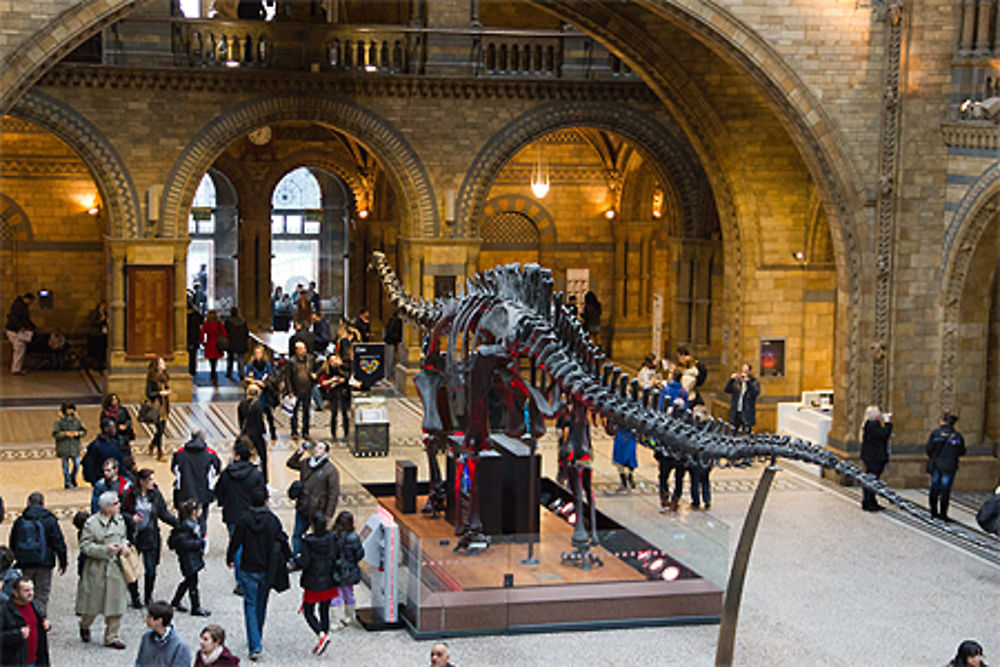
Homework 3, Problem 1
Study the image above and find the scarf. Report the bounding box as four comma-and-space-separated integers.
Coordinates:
103, 405, 119, 421
253, 359, 267, 371
199, 646, 223, 665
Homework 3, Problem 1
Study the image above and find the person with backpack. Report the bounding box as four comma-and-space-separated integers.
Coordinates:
330, 510, 364, 628
215, 439, 265, 595
8, 493, 66, 617
168, 499, 211, 617
298, 511, 338, 654
226, 486, 290, 661
224, 307, 249, 382
123, 469, 179, 608
52, 401, 86, 489
926, 412, 967, 522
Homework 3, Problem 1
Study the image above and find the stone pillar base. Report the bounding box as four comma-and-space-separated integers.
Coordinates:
107, 352, 192, 403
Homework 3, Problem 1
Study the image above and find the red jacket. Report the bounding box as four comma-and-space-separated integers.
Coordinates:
194, 645, 240, 666
200, 320, 227, 359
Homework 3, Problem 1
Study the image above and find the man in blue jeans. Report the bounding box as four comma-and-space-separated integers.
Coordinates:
226, 486, 289, 661
926, 412, 966, 522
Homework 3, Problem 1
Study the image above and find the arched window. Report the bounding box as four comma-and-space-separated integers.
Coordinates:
188, 172, 216, 235
481, 211, 540, 249
271, 167, 323, 236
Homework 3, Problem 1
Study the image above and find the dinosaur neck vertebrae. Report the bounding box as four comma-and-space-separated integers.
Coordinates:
370, 251, 1000, 554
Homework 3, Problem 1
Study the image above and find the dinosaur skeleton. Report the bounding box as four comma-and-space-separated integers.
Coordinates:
369, 251, 1000, 561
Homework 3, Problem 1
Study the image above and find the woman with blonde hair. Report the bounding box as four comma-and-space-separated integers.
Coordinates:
145, 357, 170, 462
859, 405, 892, 512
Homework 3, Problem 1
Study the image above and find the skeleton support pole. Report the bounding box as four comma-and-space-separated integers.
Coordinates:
715, 458, 780, 667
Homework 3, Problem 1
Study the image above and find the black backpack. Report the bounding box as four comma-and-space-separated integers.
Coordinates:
16, 517, 48, 566
976, 494, 1000, 534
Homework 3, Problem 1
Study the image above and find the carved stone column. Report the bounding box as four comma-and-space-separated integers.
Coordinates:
237, 189, 272, 330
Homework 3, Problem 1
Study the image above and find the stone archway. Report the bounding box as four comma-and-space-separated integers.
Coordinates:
158, 95, 438, 239
940, 168, 1000, 440
537, 0, 867, 431
455, 99, 746, 364
8, 89, 142, 239
0, 0, 138, 114
455, 101, 704, 239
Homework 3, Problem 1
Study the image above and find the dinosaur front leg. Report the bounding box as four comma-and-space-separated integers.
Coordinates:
421, 433, 446, 514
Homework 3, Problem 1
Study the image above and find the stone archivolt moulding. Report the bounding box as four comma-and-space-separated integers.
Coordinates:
40, 65, 658, 104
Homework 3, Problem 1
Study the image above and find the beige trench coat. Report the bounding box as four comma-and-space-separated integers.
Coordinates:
75, 512, 128, 617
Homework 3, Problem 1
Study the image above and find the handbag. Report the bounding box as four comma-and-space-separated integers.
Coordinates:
217, 335, 230, 353
119, 545, 142, 584
138, 400, 159, 424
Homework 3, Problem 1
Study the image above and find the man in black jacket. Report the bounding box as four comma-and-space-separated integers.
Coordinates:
0, 576, 50, 666
926, 412, 967, 521
81, 421, 124, 486
171, 429, 221, 536
186, 299, 203, 377
4, 293, 36, 376
224, 307, 249, 381
216, 439, 265, 595
227, 486, 289, 661
8, 494, 67, 617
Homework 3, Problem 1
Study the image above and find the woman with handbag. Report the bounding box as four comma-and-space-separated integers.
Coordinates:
145, 358, 170, 462
200, 310, 228, 386
123, 469, 179, 608
168, 499, 210, 617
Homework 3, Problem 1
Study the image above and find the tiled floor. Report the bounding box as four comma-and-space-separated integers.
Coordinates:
1, 375, 999, 664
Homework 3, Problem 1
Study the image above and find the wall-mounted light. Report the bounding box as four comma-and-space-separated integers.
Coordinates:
225, 60, 240, 68
357, 209, 369, 219
791, 251, 806, 263
87, 204, 101, 217
605, 208, 616, 220
652, 188, 663, 219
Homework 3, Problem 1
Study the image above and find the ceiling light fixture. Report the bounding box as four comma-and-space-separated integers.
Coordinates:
530, 144, 549, 199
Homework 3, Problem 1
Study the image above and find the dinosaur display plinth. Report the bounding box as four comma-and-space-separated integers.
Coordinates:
371, 481, 723, 637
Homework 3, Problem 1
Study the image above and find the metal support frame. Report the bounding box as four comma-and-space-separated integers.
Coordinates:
715, 458, 780, 667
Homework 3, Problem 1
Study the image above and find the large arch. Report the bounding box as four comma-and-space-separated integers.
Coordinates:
0, 0, 137, 115
455, 100, 706, 239
940, 166, 1000, 426
7, 89, 142, 239
158, 95, 439, 239
454, 99, 746, 365
536, 0, 867, 430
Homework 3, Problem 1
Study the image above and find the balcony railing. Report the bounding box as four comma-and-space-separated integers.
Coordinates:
96, 17, 636, 82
